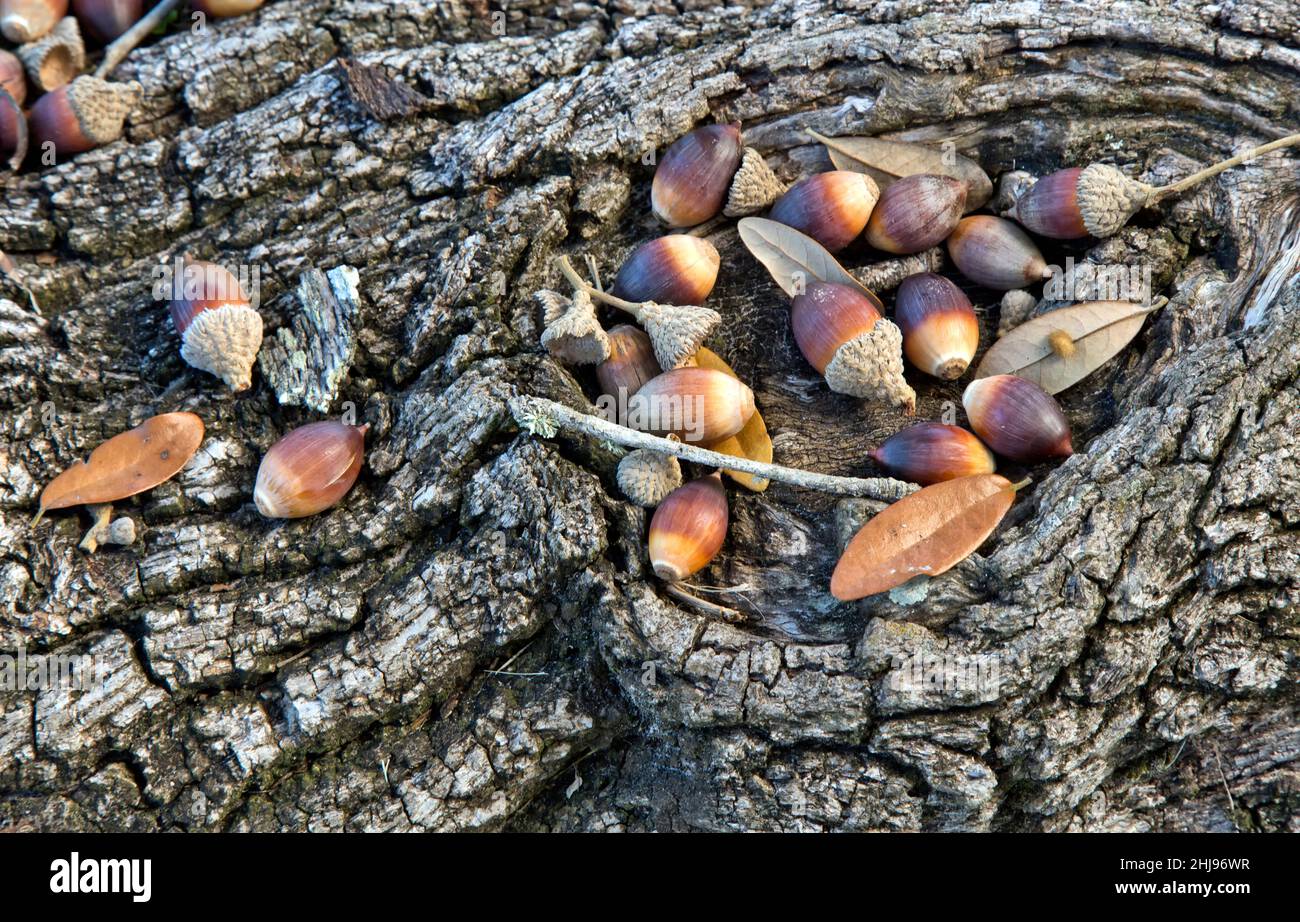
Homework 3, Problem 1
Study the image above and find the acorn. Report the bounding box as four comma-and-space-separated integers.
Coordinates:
864, 173, 968, 255
894, 272, 979, 380
946, 215, 1051, 291
0, 49, 24, 104
254, 420, 368, 519
790, 281, 916, 412
633, 367, 754, 443
723, 146, 786, 218
596, 324, 661, 398
611, 235, 720, 306
0, 86, 27, 171
652, 124, 743, 227
647, 472, 728, 582
963, 374, 1072, 461
71, 0, 142, 43
617, 448, 682, 507
869, 422, 995, 485
191, 0, 264, 16
17, 15, 84, 93
0, 0, 67, 43
768, 170, 879, 252
28, 75, 141, 156
167, 255, 264, 391
540, 289, 611, 364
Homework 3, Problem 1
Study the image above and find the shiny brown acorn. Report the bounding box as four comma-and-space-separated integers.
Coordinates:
648, 472, 728, 581
191, 0, 264, 16
946, 215, 1051, 291
651, 124, 743, 228
894, 272, 979, 380
869, 422, 995, 485
167, 255, 263, 391
768, 170, 879, 252
1004, 166, 1089, 239
633, 367, 755, 443
611, 235, 720, 306
596, 324, 662, 399
790, 281, 915, 411
71, 0, 141, 42
963, 374, 1072, 461
0, 87, 26, 169
864, 174, 967, 255
28, 75, 140, 156
254, 420, 368, 518
0, 0, 66, 42
0, 49, 24, 104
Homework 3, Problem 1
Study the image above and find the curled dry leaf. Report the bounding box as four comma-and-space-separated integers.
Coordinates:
694, 346, 773, 491
975, 298, 1167, 394
807, 129, 992, 211
34, 412, 205, 523
830, 473, 1022, 600
737, 217, 873, 299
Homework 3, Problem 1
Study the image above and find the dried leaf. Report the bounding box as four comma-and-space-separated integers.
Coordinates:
737, 217, 873, 299
807, 129, 992, 211
694, 347, 772, 491
35, 412, 205, 521
830, 474, 1019, 600
975, 299, 1164, 394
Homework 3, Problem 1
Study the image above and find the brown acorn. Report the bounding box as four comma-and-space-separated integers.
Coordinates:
71, 0, 142, 42
0, 49, 24, 104
17, 15, 84, 93
963, 374, 1072, 461
864, 174, 967, 255
254, 420, 368, 518
28, 75, 140, 156
651, 124, 743, 228
596, 324, 661, 399
0, 0, 67, 43
1004, 166, 1088, 239
0, 86, 27, 170
869, 422, 995, 485
946, 215, 1051, 291
611, 235, 720, 306
648, 472, 728, 582
894, 272, 979, 380
768, 170, 879, 252
790, 281, 915, 412
191, 0, 264, 16
167, 255, 263, 391
633, 367, 754, 443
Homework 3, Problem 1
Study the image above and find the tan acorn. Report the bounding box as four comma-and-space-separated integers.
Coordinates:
190, 0, 263, 16
254, 420, 368, 518
71, 0, 142, 42
28, 75, 141, 156
17, 15, 84, 92
647, 472, 728, 582
894, 272, 979, 380
633, 367, 754, 443
946, 215, 1051, 291
790, 281, 915, 412
0, 0, 67, 42
869, 422, 995, 485
652, 124, 743, 227
617, 449, 682, 507
864, 173, 968, 254
611, 235, 720, 306
596, 324, 661, 398
167, 255, 263, 391
540, 289, 611, 365
0, 86, 27, 170
723, 146, 786, 217
963, 374, 1072, 461
0, 49, 24, 104
768, 170, 879, 252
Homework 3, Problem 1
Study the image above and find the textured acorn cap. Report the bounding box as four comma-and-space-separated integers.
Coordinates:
535, 288, 570, 328
998, 288, 1038, 336
1076, 163, 1152, 238
637, 301, 721, 369
180, 302, 264, 391
723, 147, 785, 217
18, 15, 83, 92
616, 449, 682, 507
824, 318, 916, 413
540, 289, 611, 365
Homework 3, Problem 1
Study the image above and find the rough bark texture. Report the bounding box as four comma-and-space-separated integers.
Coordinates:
1, 0, 1298, 832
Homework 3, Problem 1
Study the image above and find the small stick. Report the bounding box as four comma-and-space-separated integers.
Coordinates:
1152, 131, 1300, 200
556, 255, 647, 319
663, 583, 746, 623
95, 0, 186, 79
509, 394, 916, 501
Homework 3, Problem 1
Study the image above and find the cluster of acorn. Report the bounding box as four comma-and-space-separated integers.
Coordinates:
0, 0, 264, 170
33, 254, 367, 550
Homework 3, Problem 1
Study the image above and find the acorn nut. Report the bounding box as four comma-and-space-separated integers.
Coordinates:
894, 272, 979, 380
0, 0, 67, 43
596, 324, 662, 399
768, 170, 879, 252
864, 173, 968, 255
946, 215, 1052, 291
28, 74, 141, 156
869, 422, 995, 486
0, 49, 24, 104
651, 124, 743, 228
191, 0, 264, 16
633, 367, 755, 443
71, 0, 142, 42
255, 420, 368, 519
648, 472, 728, 582
611, 235, 720, 307
167, 255, 264, 391
963, 374, 1073, 462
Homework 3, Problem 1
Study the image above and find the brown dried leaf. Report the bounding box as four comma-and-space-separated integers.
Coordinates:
831, 474, 1019, 600
694, 347, 772, 491
808, 129, 992, 211
36, 412, 206, 520
737, 217, 872, 299
975, 299, 1164, 394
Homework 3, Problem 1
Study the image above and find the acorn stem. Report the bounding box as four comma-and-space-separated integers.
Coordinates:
94, 0, 185, 78
1151, 131, 1300, 200
556, 255, 645, 319
510, 394, 916, 501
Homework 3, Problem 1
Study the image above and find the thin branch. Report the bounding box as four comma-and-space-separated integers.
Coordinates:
663, 583, 746, 622
95, 0, 186, 79
1153, 131, 1300, 200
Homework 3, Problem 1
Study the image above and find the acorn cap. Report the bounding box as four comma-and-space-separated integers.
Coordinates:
540, 289, 611, 365
616, 449, 682, 507
180, 302, 264, 391
637, 301, 721, 369
1076, 163, 1153, 238
824, 318, 916, 413
17, 15, 83, 93
66, 74, 139, 146
535, 288, 570, 328
723, 147, 785, 217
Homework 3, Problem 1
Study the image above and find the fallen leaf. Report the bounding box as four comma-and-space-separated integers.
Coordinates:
807, 129, 992, 211
830, 473, 1021, 600
35, 412, 206, 522
694, 347, 772, 491
737, 217, 874, 299
975, 299, 1165, 394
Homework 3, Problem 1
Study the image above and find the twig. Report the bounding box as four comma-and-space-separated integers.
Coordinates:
556, 255, 646, 319
663, 583, 746, 622
95, 0, 185, 79
1154, 131, 1300, 199
1211, 743, 1240, 832
509, 394, 916, 501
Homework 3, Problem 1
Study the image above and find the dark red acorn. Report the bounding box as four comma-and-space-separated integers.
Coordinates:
869, 422, 995, 485
651, 124, 743, 228
963, 374, 1072, 461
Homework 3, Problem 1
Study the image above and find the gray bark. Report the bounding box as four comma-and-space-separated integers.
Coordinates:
1, 0, 1297, 832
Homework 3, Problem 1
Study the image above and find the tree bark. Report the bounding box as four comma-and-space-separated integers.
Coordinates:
1, 0, 1297, 832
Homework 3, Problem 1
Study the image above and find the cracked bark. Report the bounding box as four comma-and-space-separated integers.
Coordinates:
1, 0, 1297, 832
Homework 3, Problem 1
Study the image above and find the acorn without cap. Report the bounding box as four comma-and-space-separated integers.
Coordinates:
191, 0, 264, 16
894, 272, 979, 380
864, 173, 968, 255
768, 170, 879, 252
651, 124, 743, 228
71, 0, 142, 42
0, 87, 26, 170
633, 367, 755, 443
611, 235, 720, 306
963, 374, 1072, 461
254, 420, 368, 518
946, 215, 1052, 291
869, 422, 995, 485
0, 49, 24, 104
0, 0, 67, 43
648, 472, 728, 582
28, 74, 141, 156
167, 256, 264, 391
596, 324, 661, 399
